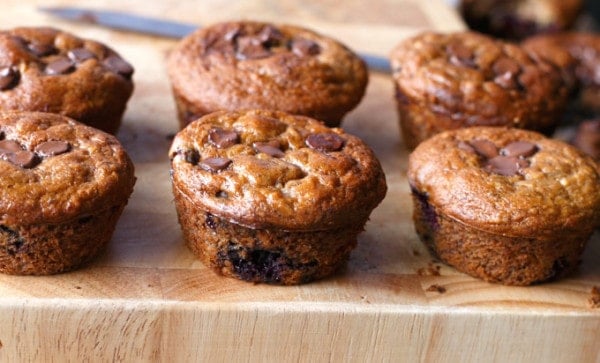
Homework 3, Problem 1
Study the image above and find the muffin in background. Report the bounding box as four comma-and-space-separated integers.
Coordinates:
169, 109, 386, 285
408, 126, 600, 285
0, 27, 134, 134
166, 21, 368, 129
390, 31, 569, 149
0, 111, 136, 275
460, 0, 583, 41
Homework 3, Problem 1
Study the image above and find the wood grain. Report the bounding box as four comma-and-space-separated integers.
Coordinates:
0, 0, 599, 362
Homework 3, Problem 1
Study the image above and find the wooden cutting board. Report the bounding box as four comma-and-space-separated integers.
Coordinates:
0, 1, 598, 362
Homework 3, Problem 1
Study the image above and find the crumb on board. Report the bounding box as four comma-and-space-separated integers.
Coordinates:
426, 284, 446, 293
417, 262, 441, 276
589, 286, 600, 309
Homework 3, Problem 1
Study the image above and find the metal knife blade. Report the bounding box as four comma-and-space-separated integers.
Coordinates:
38, 6, 391, 73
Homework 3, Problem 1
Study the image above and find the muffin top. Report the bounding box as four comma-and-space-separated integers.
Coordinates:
390, 31, 568, 129
0, 111, 135, 225
169, 109, 386, 231
408, 126, 600, 237
0, 27, 134, 130
166, 21, 368, 123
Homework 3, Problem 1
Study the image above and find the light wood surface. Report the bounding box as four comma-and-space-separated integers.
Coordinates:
0, 1, 599, 362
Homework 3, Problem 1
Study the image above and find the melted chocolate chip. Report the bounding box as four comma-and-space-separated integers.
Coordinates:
257, 25, 284, 47
103, 55, 134, 79
28, 42, 57, 57
0, 67, 19, 91
45, 57, 75, 75
0, 139, 22, 154
236, 36, 272, 60
199, 157, 232, 172
182, 149, 200, 165
447, 43, 476, 68
67, 48, 96, 63
485, 155, 529, 176
500, 141, 537, 158
7, 150, 39, 169
494, 72, 518, 89
469, 139, 498, 158
305, 133, 345, 152
291, 38, 321, 57
253, 140, 284, 157
35, 140, 70, 156
208, 128, 239, 148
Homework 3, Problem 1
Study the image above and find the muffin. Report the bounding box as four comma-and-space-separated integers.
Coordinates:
390, 31, 569, 149
573, 119, 600, 161
407, 126, 600, 285
460, 0, 583, 41
0, 27, 134, 134
523, 32, 600, 117
169, 109, 386, 284
0, 111, 136, 275
166, 21, 368, 129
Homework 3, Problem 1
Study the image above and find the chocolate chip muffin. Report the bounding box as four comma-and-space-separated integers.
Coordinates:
460, 0, 583, 41
408, 126, 600, 285
166, 21, 368, 129
523, 32, 600, 118
390, 31, 569, 149
169, 109, 386, 284
0, 27, 134, 134
573, 119, 600, 161
0, 111, 135, 275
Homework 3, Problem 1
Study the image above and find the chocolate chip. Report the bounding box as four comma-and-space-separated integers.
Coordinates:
493, 57, 520, 76
236, 36, 271, 60
291, 38, 321, 57
494, 72, 518, 89
224, 26, 242, 42
257, 25, 284, 47
199, 157, 232, 172
0, 67, 19, 91
253, 140, 284, 157
208, 128, 239, 148
182, 149, 200, 165
0, 139, 22, 154
103, 55, 134, 79
305, 133, 345, 152
500, 141, 538, 158
27, 42, 57, 57
447, 43, 475, 68
35, 140, 70, 156
45, 57, 75, 75
469, 139, 498, 158
485, 155, 528, 176
7, 150, 39, 169
67, 48, 96, 63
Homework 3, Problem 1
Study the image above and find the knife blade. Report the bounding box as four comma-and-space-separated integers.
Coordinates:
38, 6, 391, 73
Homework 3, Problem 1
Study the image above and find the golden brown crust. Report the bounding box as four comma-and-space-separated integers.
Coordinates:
390, 31, 569, 148
0, 27, 134, 134
169, 109, 386, 231
408, 126, 600, 238
166, 21, 368, 128
0, 111, 136, 226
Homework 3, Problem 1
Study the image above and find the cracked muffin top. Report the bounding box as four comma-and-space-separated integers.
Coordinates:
408, 126, 600, 237
390, 31, 568, 130
169, 109, 387, 231
166, 21, 368, 125
0, 27, 134, 133
0, 111, 135, 225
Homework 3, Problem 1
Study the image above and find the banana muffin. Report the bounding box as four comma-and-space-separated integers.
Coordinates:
169, 109, 386, 284
166, 21, 368, 129
390, 31, 569, 149
460, 0, 583, 40
523, 32, 600, 117
573, 119, 600, 162
408, 126, 600, 285
0, 27, 134, 134
0, 111, 135, 275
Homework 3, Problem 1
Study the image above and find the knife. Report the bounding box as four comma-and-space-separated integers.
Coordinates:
38, 6, 391, 73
